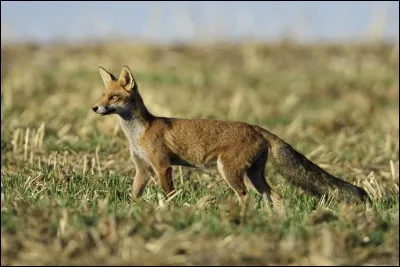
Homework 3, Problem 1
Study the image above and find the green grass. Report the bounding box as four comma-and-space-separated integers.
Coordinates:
1, 41, 399, 265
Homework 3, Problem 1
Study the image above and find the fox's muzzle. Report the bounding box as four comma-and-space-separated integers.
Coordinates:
92, 105, 114, 115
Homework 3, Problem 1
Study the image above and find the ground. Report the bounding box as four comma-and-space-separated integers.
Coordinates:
1, 41, 399, 265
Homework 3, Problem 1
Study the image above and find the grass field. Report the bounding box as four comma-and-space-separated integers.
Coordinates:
1, 41, 399, 265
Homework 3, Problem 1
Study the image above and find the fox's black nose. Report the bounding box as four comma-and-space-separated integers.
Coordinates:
92, 106, 98, 112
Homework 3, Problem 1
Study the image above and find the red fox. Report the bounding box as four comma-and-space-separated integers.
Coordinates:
92, 66, 371, 206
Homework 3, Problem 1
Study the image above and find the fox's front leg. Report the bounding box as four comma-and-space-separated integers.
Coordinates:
149, 155, 175, 198
131, 153, 152, 198
157, 166, 174, 198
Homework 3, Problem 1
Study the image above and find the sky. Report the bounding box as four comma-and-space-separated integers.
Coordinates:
1, 1, 399, 44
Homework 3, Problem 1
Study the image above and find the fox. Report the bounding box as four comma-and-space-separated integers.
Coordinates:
92, 66, 371, 206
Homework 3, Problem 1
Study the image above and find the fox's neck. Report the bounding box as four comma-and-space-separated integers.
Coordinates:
119, 90, 154, 126
118, 90, 154, 144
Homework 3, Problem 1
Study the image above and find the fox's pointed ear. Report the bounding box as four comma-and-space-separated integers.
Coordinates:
118, 66, 135, 91
99, 67, 116, 88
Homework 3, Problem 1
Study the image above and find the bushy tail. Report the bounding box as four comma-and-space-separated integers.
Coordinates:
254, 127, 371, 203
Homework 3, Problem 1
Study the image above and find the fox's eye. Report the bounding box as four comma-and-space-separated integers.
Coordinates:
110, 95, 118, 100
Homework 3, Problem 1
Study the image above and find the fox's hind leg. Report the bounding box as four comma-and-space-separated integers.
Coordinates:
217, 154, 248, 205
245, 149, 281, 207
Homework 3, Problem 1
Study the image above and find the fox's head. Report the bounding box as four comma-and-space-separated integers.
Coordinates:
92, 66, 137, 118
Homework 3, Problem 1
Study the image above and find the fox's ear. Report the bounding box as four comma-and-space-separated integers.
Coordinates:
118, 66, 135, 91
99, 67, 116, 88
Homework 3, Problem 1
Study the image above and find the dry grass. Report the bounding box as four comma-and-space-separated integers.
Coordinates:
1, 40, 399, 265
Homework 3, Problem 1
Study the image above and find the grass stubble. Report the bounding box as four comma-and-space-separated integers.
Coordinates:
1, 41, 399, 265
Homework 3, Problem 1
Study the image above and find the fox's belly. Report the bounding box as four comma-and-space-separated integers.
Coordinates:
169, 151, 219, 169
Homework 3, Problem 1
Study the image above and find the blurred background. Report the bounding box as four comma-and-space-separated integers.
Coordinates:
1, 1, 398, 140
1, 1, 399, 45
